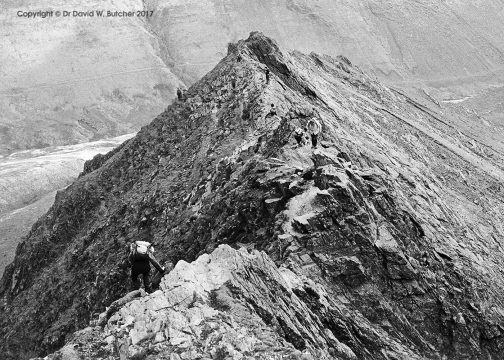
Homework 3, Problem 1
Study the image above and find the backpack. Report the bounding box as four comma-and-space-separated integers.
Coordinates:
129, 241, 152, 262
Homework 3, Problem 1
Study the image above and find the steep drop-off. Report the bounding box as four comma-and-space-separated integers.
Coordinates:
1, 33, 504, 359
0, 134, 134, 276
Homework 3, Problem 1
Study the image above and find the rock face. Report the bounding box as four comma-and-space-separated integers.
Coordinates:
1, 33, 504, 359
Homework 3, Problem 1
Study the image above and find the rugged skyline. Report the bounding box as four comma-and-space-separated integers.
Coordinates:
2, 0, 504, 154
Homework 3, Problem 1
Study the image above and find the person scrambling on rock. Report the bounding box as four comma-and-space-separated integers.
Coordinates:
293, 127, 305, 146
265, 68, 270, 83
129, 240, 165, 293
307, 109, 322, 149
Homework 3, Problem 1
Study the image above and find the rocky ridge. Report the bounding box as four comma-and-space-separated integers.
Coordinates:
1, 32, 504, 359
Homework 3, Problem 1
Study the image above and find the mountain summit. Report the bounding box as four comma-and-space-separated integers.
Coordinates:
1, 32, 504, 359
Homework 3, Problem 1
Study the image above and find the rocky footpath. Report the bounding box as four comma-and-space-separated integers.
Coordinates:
2, 33, 504, 359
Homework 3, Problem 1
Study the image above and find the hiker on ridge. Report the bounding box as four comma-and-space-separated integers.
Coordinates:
129, 228, 165, 293
293, 126, 305, 146
176, 87, 183, 101
265, 68, 270, 83
268, 103, 277, 117
307, 108, 322, 149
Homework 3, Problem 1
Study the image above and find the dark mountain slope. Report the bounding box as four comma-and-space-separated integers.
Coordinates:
1, 32, 504, 359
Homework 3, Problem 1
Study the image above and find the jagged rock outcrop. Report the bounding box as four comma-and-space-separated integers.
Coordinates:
37, 245, 358, 359
2, 32, 504, 359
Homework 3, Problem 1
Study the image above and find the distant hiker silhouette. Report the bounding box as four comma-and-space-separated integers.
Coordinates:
231, 76, 237, 89
307, 109, 322, 149
265, 68, 270, 83
129, 228, 165, 293
177, 87, 187, 102
267, 103, 277, 117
